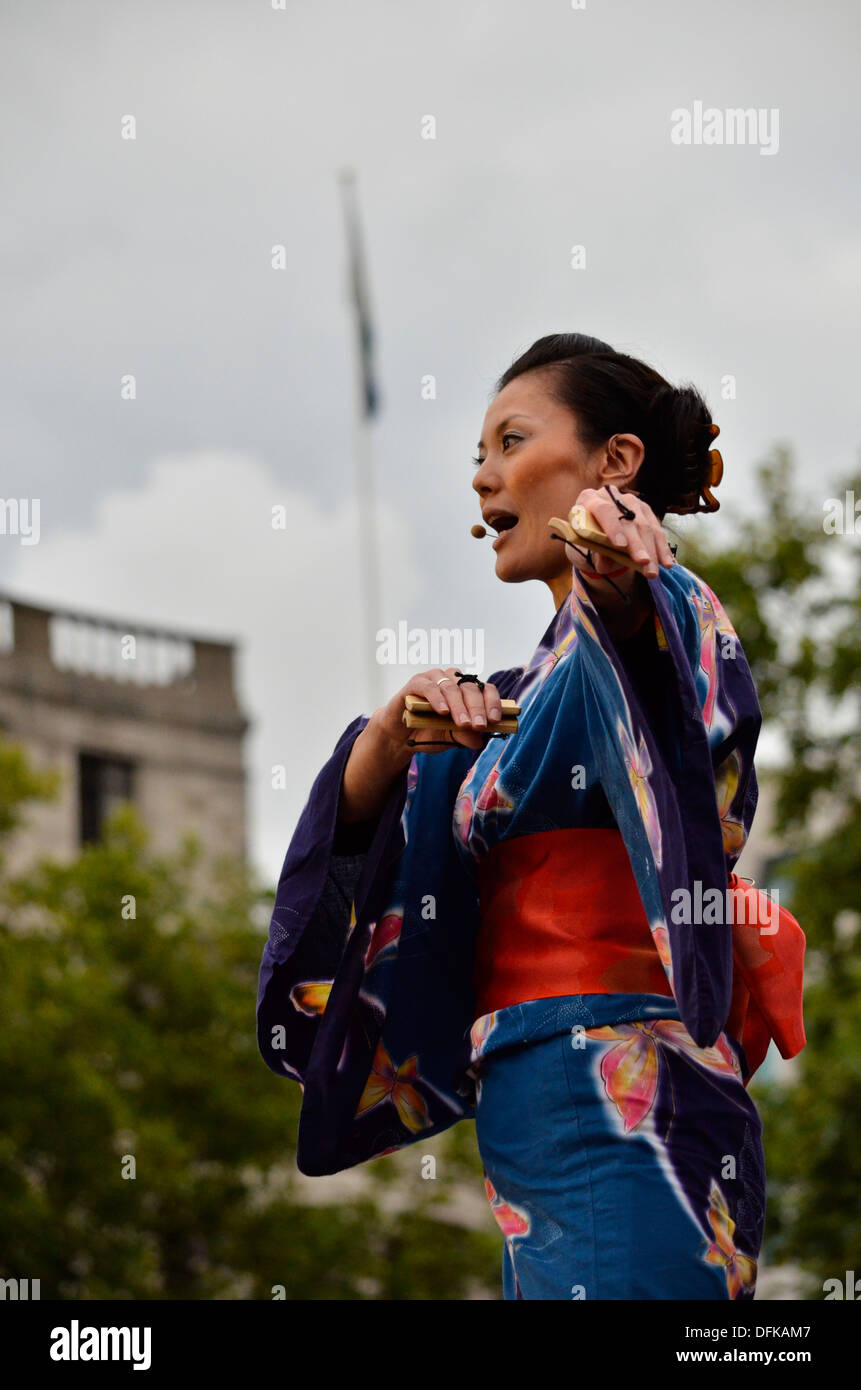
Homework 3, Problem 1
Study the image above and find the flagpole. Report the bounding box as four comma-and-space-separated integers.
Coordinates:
355, 405, 383, 712
338, 168, 384, 713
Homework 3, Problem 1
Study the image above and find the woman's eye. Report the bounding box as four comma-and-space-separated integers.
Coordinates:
472, 434, 521, 466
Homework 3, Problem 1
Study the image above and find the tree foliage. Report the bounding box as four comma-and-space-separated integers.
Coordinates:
0, 790, 498, 1299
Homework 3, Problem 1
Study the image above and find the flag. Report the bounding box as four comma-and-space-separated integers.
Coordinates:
339, 169, 379, 418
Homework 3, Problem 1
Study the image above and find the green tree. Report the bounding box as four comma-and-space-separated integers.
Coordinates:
0, 747, 499, 1299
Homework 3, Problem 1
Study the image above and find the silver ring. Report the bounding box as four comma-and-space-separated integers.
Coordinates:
436, 676, 453, 686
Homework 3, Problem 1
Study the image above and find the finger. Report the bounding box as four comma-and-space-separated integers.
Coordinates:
590, 498, 655, 573
655, 524, 675, 567
581, 492, 641, 551
482, 682, 503, 721
610, 493, 669, 573
419, 669, 475, 729
455, 677, 490, 729
436, 669, 491, 729
631, 522, 659, 577
616, 501, 670, 575
415, 671, 456, 716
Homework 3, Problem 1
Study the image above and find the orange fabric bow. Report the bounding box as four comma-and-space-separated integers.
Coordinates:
724, 874, 807, 1080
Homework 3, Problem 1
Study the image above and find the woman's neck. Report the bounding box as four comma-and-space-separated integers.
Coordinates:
547, 572, 573, 611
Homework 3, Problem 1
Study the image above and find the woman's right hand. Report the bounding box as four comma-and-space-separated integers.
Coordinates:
372, 667, 504, 756
338, 669, 502, 825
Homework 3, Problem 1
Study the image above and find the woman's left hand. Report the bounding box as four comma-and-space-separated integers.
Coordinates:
563, 486, 675, 581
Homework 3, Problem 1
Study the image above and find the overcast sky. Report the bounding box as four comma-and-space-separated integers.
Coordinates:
2, 0, 858, 880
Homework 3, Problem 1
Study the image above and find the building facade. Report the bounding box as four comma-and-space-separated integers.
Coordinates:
0, 592, 248, 873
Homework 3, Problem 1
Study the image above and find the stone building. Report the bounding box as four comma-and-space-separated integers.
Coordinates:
0, 591, 248, 873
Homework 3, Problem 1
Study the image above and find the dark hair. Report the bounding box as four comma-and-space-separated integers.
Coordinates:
495, 333, 718, 518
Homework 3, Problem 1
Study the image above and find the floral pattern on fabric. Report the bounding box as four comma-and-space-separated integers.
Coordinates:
484, 1175, 531, 1240
473, 1008, 764, 1298
702, 1179, 758, 1299
586, 1018, 741, 1135
616, 718, 663, 871
289, 980, 333, 1016
257, 562, 802, 1180
355, 1041, 433, 1134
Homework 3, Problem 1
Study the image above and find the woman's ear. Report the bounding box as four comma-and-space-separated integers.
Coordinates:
597, 433, 645, 491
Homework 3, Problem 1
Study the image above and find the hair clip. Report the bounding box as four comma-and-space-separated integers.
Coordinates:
666, 421, 723, 514
701, 423, 723, 512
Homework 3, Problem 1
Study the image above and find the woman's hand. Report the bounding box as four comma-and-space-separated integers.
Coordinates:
338, 668, 502, 823
561, 487, 675, 637
563, 486, 675, 582
373, 666, 503, 755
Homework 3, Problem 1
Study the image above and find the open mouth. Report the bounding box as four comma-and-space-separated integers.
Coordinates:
491, 514, 518, 534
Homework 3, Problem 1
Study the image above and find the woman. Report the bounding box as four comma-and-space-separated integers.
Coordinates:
256, 333, 805, 1300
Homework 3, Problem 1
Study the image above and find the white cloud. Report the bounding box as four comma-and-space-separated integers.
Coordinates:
6, 450, 421, 880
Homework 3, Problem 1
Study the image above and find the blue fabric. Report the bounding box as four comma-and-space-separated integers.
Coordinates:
474, 1004, 766, 1300
257, 563, 763, 1180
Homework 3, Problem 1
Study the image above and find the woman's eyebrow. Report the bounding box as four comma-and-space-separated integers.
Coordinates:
476, 413, 534, 450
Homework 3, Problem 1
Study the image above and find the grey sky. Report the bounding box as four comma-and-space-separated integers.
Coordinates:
2, 0, 859, 878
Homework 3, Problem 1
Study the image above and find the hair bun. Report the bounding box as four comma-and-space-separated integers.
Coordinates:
646, 384, 722, 515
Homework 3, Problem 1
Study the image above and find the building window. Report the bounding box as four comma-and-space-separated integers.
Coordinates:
79, 753, 135, 845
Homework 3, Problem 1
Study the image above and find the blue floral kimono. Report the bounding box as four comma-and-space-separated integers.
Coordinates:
257, 563, 805, 1299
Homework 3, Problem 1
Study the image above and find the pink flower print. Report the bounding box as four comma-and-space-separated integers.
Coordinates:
484, 1176, 530, 1241
475, 763, 513, 817
453, 786, 475, 847
587, 1020, 741, 1133
364, 911, 403, 969
692, 592, 718, 729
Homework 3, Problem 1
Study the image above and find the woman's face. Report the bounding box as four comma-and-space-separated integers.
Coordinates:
472, 372, 606, 592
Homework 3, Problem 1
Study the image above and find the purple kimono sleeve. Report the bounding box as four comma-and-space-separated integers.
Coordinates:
256, 667, 521, 1171
257, 712, 425, 1087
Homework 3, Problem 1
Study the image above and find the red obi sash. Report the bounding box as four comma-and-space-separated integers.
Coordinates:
474, 829, 672, 1016
473, 830, 806, 1080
